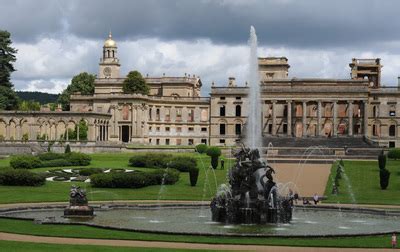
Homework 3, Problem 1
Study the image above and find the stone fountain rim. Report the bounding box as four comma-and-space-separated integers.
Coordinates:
1, 203, 400, 238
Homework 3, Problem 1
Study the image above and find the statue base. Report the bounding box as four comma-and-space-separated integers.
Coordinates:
64, 205, 94, 217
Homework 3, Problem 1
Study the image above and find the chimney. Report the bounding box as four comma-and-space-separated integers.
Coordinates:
228, 77, 236, 87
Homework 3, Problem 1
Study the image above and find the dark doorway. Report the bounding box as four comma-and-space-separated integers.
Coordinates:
121, 125, 130, 142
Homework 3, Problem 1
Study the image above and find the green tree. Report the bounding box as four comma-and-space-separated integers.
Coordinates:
67, 119, 88, 140
57, 72, 96, 111
18, 100, 41, 111
122, 71, 149, 95
0, 30, 18, 110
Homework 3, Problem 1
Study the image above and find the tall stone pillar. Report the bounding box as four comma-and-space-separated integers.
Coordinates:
317, 101, 322, 136
363, 100, 369, 137
287, 101, 292, 136
348, 101, 353, 136
333, 101, 337, 137
113, 106, 117, 136
302, 101, 307, 137
77, 124, 80, 141
5, 124, 9, 140
272, 101, 277, 136
131, 104, 137, 137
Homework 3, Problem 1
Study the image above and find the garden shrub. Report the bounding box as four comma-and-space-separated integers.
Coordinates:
41, 159, 71, 168
189, 167, 199, 186
388, 149, 400, 160
38, 152, 64, 161
65, 144, 71, 154
90, 169, 179, 188
11, 152, 91, 169
128, 154, 197, 172
10, 155, 42, 169
66, 152, 91, 166
206, 146, 221, 169
195, 144, 208, 154
378, 151, 387, 170
380, 168, 390, 190
0, 169, 45, 186
78, 168, 103, 176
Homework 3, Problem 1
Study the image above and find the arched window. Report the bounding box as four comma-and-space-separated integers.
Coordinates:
107, 50, 110, 58
112, 50, 115, 58
389, 125, 396, 137
220, 105, 225, 116
235, 105, 241, 117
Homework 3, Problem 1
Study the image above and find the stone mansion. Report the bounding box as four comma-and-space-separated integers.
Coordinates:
1, 33, 400, 148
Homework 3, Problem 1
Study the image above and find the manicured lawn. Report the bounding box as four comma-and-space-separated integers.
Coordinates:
0, 218, 394, 248
0, 240, 207, 252
324, 159, 400, 205
0, 152, 234, 204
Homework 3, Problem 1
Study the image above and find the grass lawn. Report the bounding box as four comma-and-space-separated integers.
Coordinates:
0, 218, 394, 248
0, 240, 209, 252
0, 152, 235, 204
324, 159, 400, 205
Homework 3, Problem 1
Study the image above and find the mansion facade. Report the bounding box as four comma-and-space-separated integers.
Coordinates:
1, 33, 400, 148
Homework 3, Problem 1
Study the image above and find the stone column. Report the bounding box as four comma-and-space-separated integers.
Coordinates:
272, 101, 277, 136
348, 101, 353, 136
302, 101, 307, 137
363, 100, 369, 137
5, 124, 9, 140
287, 101, 292, 136
136, 106, 142, 137
333, 101, 337, 137
77, 124, 80, 141
131, 104, 137, 137
113, 106, 117, 136
317, 101, 322, 136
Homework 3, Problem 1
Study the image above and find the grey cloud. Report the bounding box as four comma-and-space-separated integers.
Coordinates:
3, 0, 400, 50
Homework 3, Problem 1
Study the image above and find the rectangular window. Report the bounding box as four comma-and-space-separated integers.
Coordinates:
166, 139, 170, 145
219, 139, 225, 144
201, 127, 207, 132
176, 108, 182, 121
283, 124, 288, 134
220, 106, 226, 116
188, 109, 194, 122
236, 96, 241, 100
156, 127, 160, 132
201, 139, 207, 144
149, 126, 152, 131
176, 139, 182, 145
188, 139, 194, 145
176, 127, 182, 133
235, 124, 241, 135
156, 139, 160, 145
166, 127, 170, 132
268, 124, 272, 134
165, 108, 171, 121
390, 111, 396, 116
156, 108, 160, 121
220, 97, 226, 100
188, 127, 194, 132
149, 138, 152, 144
220, 124, 226, 135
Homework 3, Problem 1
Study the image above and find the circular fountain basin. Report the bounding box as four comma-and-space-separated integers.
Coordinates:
1, 205, 400, 237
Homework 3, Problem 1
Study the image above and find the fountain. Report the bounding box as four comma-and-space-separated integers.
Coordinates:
210, 144, 294, 224
64, 185, 94, 217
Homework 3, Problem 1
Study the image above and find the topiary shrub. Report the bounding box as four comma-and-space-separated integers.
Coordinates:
388, 149, 400, 160
195, 144, 208, 154
90, 169, 179, 188
189, 167, 199, 186
0, 169, 45, 186
65, 144, 71, 154
78, 168, 103, 176
206, 146, 221, 169
380, 168, 390, 190
168, 156, 196, 172
10, 155, 42, 169
378, 151, 387, 170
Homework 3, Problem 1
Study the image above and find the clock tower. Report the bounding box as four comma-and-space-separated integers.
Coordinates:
99, 32, 120, 78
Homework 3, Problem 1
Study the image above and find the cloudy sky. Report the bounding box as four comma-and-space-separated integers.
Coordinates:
2, 0, 400, 95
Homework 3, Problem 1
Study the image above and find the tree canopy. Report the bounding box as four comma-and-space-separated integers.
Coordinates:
122, 71, 149, 95
57, 72, 96, 111
0, 30, 18, 110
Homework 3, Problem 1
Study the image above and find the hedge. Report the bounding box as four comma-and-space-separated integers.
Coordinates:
195, 144, 208, 154
128, 154, 196, 172
387, 149, 400, 160
90, 169, 179, 188
10, 152, 91, 169
10, 155, 42, 169
0, 169, 45, 186
79, 168, 104, 176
